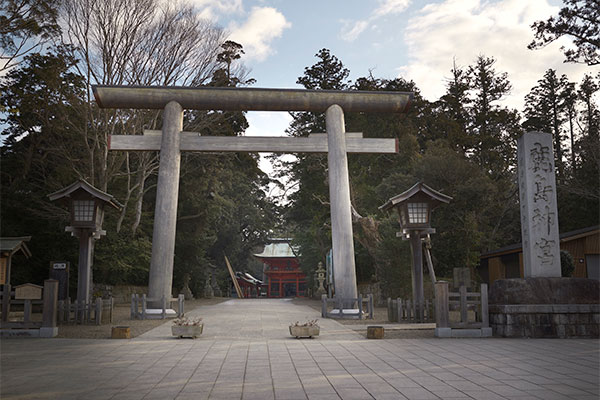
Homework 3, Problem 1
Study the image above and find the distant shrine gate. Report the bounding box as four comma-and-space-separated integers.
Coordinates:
254, 239, 306, 298
93, 86, 412, 306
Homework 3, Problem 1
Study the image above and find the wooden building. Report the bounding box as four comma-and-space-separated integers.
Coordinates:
0, 237, 32, 286
234, 272, 263, 298
254, 239, 307, 298
479, 226, 599, 285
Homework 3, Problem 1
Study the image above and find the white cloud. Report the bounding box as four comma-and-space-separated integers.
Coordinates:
341, 0, 411, 41
229, 7, 291, 62
399, 0, 593, 110
245, 111, 293, 137
374, 0, 412, 17
188, 0, 244, 21
342, 20, 369, 42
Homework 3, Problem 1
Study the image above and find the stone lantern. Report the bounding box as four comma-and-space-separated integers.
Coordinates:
380, 182, 451, 321
49, 180, 121, 304
314, 261, 326, 297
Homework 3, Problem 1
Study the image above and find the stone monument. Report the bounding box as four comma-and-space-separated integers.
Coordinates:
517, 131, 561, 277
488, 131, 599, 338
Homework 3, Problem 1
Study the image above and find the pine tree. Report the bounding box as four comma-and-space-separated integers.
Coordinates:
523, 69, 569, 176
433, 61, 473, 155
560, 80, 578, 170
529, 0, 600, 66
0, 0, 60, 70
578, 73, 600, 137
467, 55, 520, 178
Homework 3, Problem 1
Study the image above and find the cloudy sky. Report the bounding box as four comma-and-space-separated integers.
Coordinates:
191, 0, 594, 173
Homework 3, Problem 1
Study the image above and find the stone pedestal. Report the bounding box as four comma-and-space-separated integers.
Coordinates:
489, 277, 599, 338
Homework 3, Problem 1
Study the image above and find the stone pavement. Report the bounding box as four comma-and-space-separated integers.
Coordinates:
1, 298, 598, 400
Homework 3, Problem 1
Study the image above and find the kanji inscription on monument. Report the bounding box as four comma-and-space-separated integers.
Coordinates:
517, 131, 561, 277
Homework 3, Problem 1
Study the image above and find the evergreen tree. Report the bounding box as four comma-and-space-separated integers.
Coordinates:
560, 80, 578, 170
578, 73, 600, 137
523, 69, 569, 176
0, 0, 60, 70
467, 55, 521, 178
429, 61, 473, 155
0, 47, 86, 285
529, 0, 600, 66
279, 49, 352, 275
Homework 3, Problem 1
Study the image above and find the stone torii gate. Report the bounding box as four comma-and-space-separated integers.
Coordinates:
93, 86, 412, 307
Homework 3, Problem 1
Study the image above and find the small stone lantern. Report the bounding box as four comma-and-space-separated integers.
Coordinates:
380, 182, 451, 321
314, 262, 326, 297
49, 180, 121, 304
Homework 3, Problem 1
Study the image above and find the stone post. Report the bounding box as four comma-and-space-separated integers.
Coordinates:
326, 104, 358, 305
41, 279, 58, 337
410, 232, 424, 322
434, 281, 450, 338
148, 101, 183, 307
76, 231, 93, 305
517, 132, 561, 277
1, 283, 10, 322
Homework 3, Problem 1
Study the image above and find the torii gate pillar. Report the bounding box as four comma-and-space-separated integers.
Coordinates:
148, 101, 183, 305
326, 105, 357, 301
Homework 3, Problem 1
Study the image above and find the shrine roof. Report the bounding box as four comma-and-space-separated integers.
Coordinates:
0, 237, 32, 257
254, 242, 298, 259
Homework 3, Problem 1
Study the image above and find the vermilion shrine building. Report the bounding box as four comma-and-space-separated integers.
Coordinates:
254, 239, 307, 298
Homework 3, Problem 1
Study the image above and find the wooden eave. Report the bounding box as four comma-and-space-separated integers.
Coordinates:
479, 226, 600, 261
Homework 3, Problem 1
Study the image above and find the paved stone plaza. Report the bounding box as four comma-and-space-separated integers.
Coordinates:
1, 299, 598, 399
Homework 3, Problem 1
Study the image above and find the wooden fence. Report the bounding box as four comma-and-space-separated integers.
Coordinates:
0, 289, 44, 329
130, 294, 184, 320
57, 297, 114, 325
435, 282, 489, 329
387, 297, 435, 323
0, 280, 59, 337
321, 294, 374, 319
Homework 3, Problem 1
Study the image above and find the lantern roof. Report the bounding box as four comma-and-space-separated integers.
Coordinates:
48, 179, 122, 210
379, 182, 452, 211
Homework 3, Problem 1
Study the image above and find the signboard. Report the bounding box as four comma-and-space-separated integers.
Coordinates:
49, 261, 70, 300
15, 283, 43, 299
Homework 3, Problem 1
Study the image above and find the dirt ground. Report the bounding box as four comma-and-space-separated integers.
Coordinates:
54, 297, 434, 340
55, 297, 227, 339
292, 298, 435, 339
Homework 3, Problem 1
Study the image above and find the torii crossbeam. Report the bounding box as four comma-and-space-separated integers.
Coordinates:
93, 86, 412, 307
